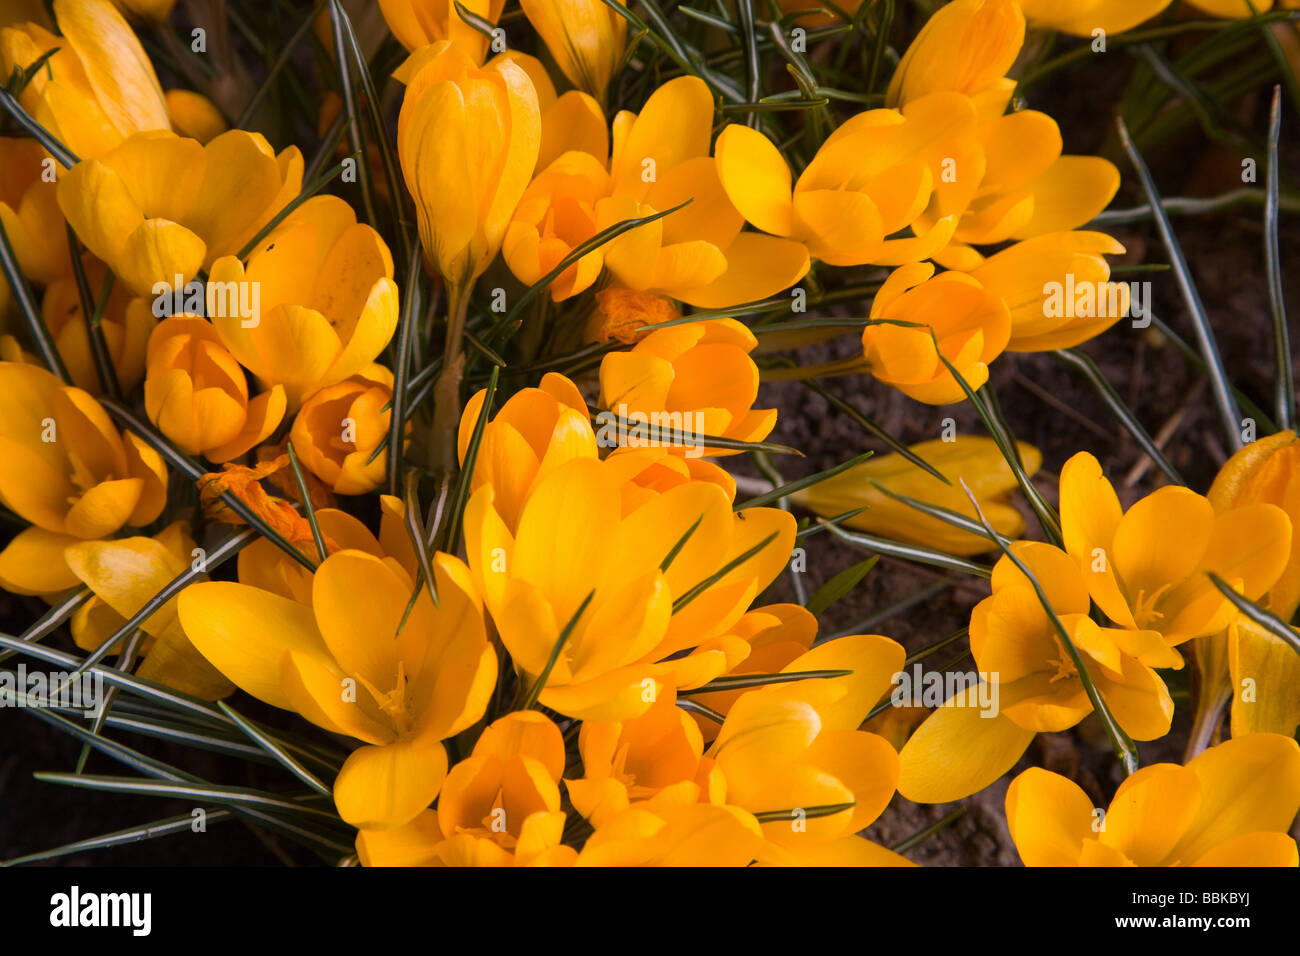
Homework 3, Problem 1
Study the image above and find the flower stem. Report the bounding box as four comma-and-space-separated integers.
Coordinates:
430, 286, 472, 480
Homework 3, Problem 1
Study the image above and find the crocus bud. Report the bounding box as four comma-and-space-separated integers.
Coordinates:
397, 41, 541, 309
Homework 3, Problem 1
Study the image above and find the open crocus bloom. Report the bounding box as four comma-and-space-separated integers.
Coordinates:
57, 128, 303, 297
208, 196, 399, 408
707, 635, 904, 854
574, 803, 765, 866
1060, 451, 1292, 646
714, 93, 976, 268
898, 541, 1180, 804
178, 550, 498, 829
861, 262, 1010, 404
290, 363, 395, 495
0, 361, 167, 595
598, 318, 776, 453
357, 806, 574, 867
968, 231, 1130, 351
235, 499, 414, 605
1007, 733, 1300, 866
595, 76, 809, 308
436, 711, 567, 846
0, 0, 170, 161
503, 149, 612, 301
463, 456, 794, 721
143, 315, 286, 461
795, 436, 1042, 555
565, 689, 722, 825
65, 521, 234, 700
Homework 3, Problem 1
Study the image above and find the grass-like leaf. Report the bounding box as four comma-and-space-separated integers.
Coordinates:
821, 519, 992, 578
1116, 114, 1243, 451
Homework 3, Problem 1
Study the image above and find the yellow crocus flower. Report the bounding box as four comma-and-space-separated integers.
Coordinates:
1017, 0, 1268, 38
458, 371, 596, 532
860, 262, 1011, 405
380, 0, 505, 60
794, 436, 1042, 555
463, 455, 794, 721
64, 521, 234, 700
598, 318, 777, 454
290, 364, 395, 495
1006, 733, 1300, 866
1196, 431, 1300, 738
143, 315, 286, 462
41, 258, 154, 394
0, 361, 167, 595
208, 196, 399, 409
898, 540, 1180, 803
518, 0, 627, 103
396, 41, 541, 311
0, 138, 69, 284
1060, 451, 1292, 646
0, 0, 169, 160
968, 231, 1130, 351
887, 0, 1025, 108
57, 128, 303, 297
178, 550, 498, 829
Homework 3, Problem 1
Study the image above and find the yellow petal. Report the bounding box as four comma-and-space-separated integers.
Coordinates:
333, 738, 449, 830
897, 684, 1035, 803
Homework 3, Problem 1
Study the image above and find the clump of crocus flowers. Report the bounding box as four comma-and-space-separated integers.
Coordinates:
0, 0, 1294, 871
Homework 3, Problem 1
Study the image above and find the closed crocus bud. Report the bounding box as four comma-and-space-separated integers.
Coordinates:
1017, 0, 1175, 36
163, 89, 228, 143
1209, 430, 1300, 620
861, 262, 1010, 405
886, 0, 1025, 108
0, 138, 69, 285
208, 196, 399, 409
144, 315, 286, 461
57, 128, 303, 297
379, 0, 505, 59
0, 0, 170, 160
41, 256, 155, 393
793, 436, 1042, 556
518, 0, 627, 103
0, 361, 168, 595
599, 318, 777, 456
396, 41, 542, 309
457, 371, 596, 531
969, 231, 1129, 352
290, 364, 396, 495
